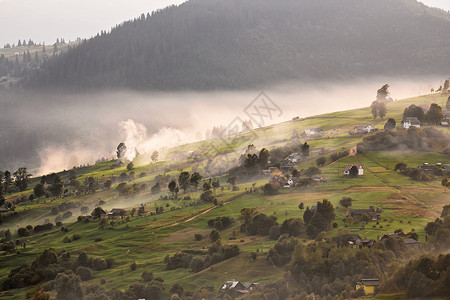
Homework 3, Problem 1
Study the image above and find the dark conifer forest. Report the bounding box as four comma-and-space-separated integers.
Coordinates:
20, 0, 450, 91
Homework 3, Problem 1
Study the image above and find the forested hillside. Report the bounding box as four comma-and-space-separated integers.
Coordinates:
23, 0, 450, 91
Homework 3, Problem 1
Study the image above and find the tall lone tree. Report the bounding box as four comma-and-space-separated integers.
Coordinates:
443, 79, 449, 93
151, 151, 159, 162
116, 142, 126, 159
377, 84, 390, 102
14, 167, 31, 191
426, 103, 444, 125
371, 101, 387, 119
178, 171, 191, 193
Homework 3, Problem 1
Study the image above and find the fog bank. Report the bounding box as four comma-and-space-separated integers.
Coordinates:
0, 77, 444, 175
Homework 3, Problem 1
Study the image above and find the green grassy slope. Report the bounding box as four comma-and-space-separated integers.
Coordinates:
0, 92, 449, 298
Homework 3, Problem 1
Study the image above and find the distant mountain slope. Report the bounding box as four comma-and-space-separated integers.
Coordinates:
24, 0, 450, 90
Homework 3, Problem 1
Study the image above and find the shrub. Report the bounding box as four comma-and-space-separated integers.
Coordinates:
207, 217, 232, 229
269, 225, 281, 240
92, 258, 108, 271
194, 234, 203, 241
130, 262, 137, 271
280, 218, 305, 237
75, 266, 93, 281
72, 234, 81, 241
200, 190, 215, 202
316, 157, 326, 167
210, 229, 220, 242
34, 223, 54, 233
62, 211, 72, 219
141, 270, 154, 282
263, 183, 279, 195
339, 197, 353, 208
170, 283, 184, 297
18, 228, 30, 237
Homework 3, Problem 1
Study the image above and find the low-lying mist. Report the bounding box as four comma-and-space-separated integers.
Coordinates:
0, 76, 443, 175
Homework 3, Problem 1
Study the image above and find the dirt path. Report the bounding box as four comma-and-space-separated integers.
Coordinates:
159, 192, 247, 229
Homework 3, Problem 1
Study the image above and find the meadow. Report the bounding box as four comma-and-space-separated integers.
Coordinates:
0, 92, 449, 298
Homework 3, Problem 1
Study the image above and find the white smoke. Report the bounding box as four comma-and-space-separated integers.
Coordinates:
119, 119, 200, 162
119, 119, 148, 161
37, 146, 104, 176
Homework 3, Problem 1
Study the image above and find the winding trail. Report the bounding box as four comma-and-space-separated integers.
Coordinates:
159, 192, 247, 229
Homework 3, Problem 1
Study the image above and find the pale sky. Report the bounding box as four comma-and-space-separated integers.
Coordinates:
0, 0, 185, 47
0, 0, 448, 47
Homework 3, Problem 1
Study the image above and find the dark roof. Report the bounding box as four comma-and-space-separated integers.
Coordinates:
381, 233, 401, 240
91, 208, 106, 216
405, 117, 421, 125
242, 282, 258, 289
344, 165, 363, 171
359, 279, 380, 286
361, 239, 375, 246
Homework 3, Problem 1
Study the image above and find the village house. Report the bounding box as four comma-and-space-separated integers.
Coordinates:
187, 151, 199, 159
221, 281, 258, 296
403, 117, 421, 129
444, 110, 450, 119
418, 162, 445, 174
111, 160, 124, 169
270, 175, 286, 187
91, 208, 106, 219
304, 128, 324, 137
280, 160, 296, 171
311, 175, 327, 183
107, 208, 127, 218
380, 233, 402, 241
269, 167, 283, 177
403, 238, 420, 249
354, 125, 374, 133
347, 236, 375, 249
356, 278, 380, 295
285, 152, 302, 163
348, 209, 380, 221
343, 165, 364, 176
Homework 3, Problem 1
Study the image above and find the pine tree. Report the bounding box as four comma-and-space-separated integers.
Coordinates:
443, 79, 449, 93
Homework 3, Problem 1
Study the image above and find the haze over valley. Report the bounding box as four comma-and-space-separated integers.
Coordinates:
0, 1, 449, 299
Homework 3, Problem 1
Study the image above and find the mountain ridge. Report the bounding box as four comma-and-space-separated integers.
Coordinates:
19, 0, 450, 91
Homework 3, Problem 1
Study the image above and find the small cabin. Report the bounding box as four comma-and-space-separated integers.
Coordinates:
403, 117, 421, 129
356, 279, 380, 295
344, 165, 364, 176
